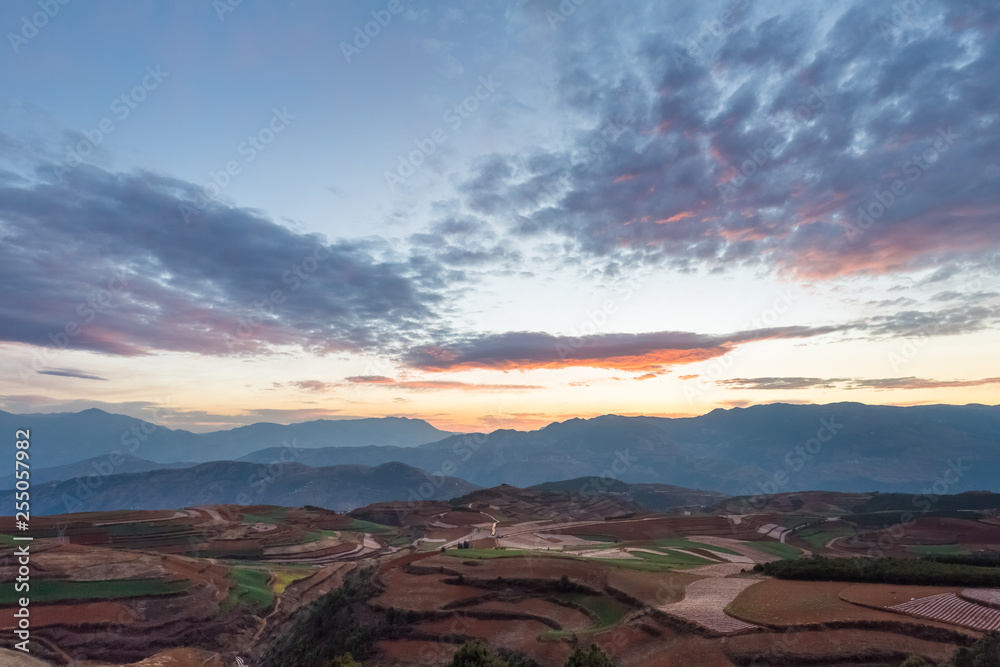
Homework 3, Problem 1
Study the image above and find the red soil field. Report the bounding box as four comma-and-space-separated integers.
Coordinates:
724, 628, 958, 665
891, 593, 1000, 632
856, 517, 1000, 547
728, 580, 949, 627
163, 555, 232, 603
374, 569, 484, 611
414, 616, 572, 666
425, 553, 617, 591
472, 598, 594, 630
376, 639, 455, 666
0, 601, 135, 629
593, 628, 736, 667
552, 516, 738, 541
607, 568, 700, 607
439, 511, 492, 526
839, 583, 964, 609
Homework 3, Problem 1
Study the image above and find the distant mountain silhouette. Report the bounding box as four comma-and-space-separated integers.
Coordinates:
0, 409, 455, 469
1, 460, 476, 514
0, 453, 192, 489
4, 403, 998, 495
237, 403, 1000, 494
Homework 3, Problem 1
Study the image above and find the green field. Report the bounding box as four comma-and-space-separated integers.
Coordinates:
750, 540, 803, 560
652, 537, 742, 556
345, 518, 396, 535
271, 567, 314, 594
0, 578, 193, 605
775, 515, 814, 528
558, 592, 631, 628
630, 549, 716, 568
795, 524, 856, 549
444, 548, 534, 559
106, 521, 193, 537
220, 566, 276, 615
570, 534, 619, 543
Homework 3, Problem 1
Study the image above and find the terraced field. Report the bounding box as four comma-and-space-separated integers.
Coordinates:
890, 592, 1000, 631
657, 577, 761, 634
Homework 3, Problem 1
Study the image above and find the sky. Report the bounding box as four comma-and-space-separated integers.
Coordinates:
1, 0, 999, 433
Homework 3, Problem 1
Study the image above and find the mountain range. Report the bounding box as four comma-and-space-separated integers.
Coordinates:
4, 403, 999, 514
0, 409, 454, 469
2, 460, 475, 514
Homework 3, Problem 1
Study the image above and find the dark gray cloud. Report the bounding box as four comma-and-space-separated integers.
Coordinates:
36, 368, 107, 381
0, 159, 454, 359
456, 0, 1000, 279
402, 325, 839, 373
719, 376, 1000, 391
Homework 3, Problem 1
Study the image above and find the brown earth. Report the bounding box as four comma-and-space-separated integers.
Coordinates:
723, 628, 960, 665
0, 600, 135, 629
727, 579, 976, 641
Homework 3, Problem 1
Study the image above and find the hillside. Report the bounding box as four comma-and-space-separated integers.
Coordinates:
0, 410, 454, 469
0, 461, 477, 514
5, 403, 1000, 494
239, 403, 1000, 494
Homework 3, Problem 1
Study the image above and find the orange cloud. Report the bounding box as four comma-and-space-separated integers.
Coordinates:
656, 211, 696, 224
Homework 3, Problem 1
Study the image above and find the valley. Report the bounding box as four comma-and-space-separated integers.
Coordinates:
2, 482, 999, 666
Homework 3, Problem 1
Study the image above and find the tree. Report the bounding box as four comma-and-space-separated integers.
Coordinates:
329, 655, 362, 667
564, 644, 614, 667
448, 640, 507, 667
952, 631, 1000, 667
899, 656, 927, 667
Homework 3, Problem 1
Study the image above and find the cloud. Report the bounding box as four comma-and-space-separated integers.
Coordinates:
36, 367, 107, 381
345, 375, 541, 392
718, 376, 1000, 391
284, 380, 335, 392
0, 154, 454, 360
344, 376, 396, 384
402, 325, 838, 373
716, 377, 848, 391
450, 0, 1000, 280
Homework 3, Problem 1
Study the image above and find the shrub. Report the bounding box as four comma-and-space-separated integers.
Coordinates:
564, 644, 614, 667
951, 631, 1000, 667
